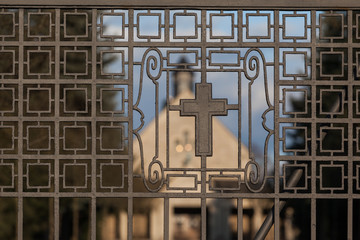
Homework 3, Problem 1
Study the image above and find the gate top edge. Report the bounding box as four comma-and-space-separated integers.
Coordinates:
3, 0, 360, 8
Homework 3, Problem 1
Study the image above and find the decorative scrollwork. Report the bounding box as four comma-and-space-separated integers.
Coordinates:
243, 49, 260, 83
134, 48, 164, 192
243, 48, 274, 192
146, 52, 163, 83
245, 160, 261, 186
148, 158, 164, 185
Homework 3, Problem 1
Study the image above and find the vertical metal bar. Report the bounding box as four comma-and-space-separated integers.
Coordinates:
348, 198, 353, 240
17, 8, 24, 240
201, 196, 207, 240
165, 15, 170, 169
201, 9, 206, 85
201, 156, 207, 240
237, 198, 243, 240
127, 8, 134, 240
237, 9, 242, 43
311, 199, 316, 240
310, 10, 317, 240
273, 9, 280, 240
54, 8, 61, 240
200, 9, 207, 240
127, 197, 133, 240
164, 197, 169, 240
347, 9, 353, 240
255, 169, 303, 240
238, 9, 242, 169
91, 8, 97, 240
164, 9, 170, 46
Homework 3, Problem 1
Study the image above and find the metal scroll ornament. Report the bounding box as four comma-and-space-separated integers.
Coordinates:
134, 48, 164, 192
243, 48, 274, 192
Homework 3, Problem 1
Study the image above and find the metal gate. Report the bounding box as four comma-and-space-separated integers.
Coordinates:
0, 0, 359, 239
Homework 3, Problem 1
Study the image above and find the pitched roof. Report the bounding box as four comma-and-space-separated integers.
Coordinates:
133, 89, 249, 177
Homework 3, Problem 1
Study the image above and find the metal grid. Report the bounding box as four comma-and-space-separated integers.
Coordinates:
0, 5, 359, 240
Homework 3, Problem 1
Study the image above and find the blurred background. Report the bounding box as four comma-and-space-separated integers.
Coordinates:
0, 8, 359, 240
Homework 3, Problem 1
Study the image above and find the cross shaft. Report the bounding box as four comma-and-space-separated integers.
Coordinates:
179, 83, 228, 156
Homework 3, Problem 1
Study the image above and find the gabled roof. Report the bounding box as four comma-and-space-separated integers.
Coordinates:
133, 89, 249, 176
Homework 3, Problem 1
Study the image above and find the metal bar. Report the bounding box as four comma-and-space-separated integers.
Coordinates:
54, 8, 61, 240
164, 197, 169, 240
254, 169, 304, 240
237, 198, 243, 240
0, 6, 356, 240
17, 8, 24, 240
273, 9, 280, 240
90, 8, 98, 240
310, 9, 317, 240
128, 8, 134, 240
347, 9, 354, 240
4, 0, 360, 8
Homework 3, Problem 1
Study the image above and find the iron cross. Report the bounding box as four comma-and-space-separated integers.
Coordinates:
179, 83, 228, 156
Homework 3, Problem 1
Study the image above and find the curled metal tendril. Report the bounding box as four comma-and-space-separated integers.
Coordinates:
243, 48, 270, 193
148, 159, 164, 186
135, 133, 164, 193
134, 48, 162, 134
146, 51, 162, 83
137, 48, 164, 192
244, 161, 262, 192
244, 49, 260, 83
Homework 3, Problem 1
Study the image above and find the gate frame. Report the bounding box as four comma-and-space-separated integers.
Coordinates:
0, 1, 358, 240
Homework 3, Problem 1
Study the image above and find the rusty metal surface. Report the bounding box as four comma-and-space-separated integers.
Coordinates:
0, 5, 358, 240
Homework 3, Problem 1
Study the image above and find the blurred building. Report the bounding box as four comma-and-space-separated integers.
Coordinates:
100, 58, 296, 240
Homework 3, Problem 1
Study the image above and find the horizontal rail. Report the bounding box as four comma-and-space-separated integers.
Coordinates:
2, 0, 360, 8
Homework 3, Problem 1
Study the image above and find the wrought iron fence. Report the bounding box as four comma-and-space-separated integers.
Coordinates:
0, 1, 359, 239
